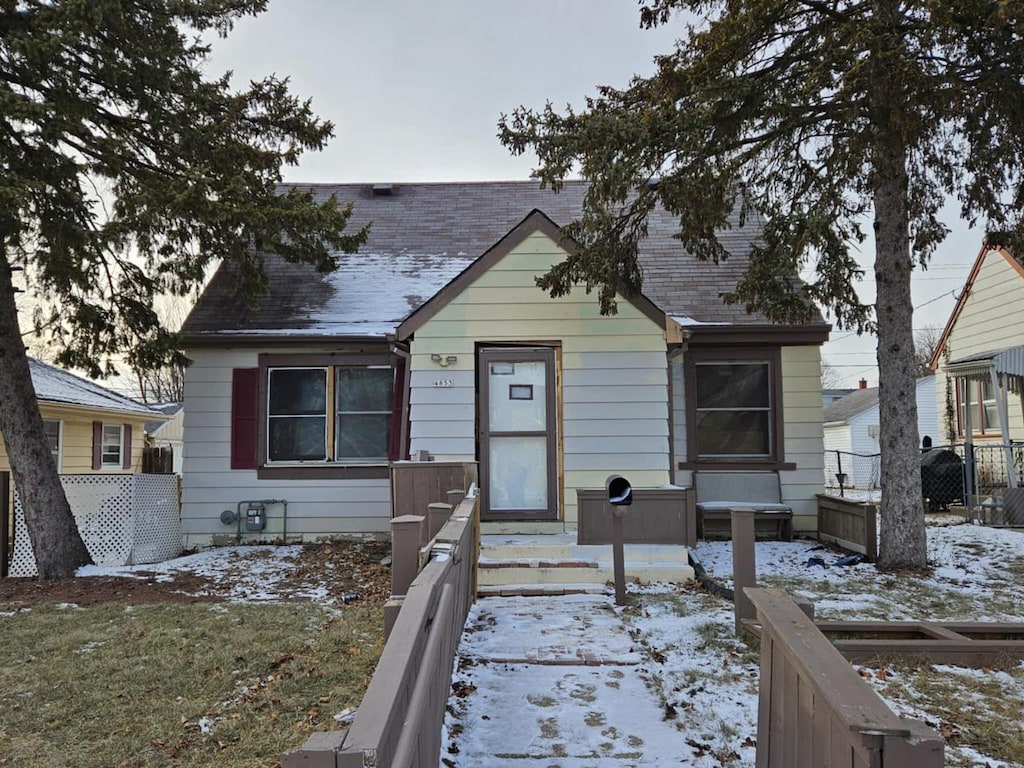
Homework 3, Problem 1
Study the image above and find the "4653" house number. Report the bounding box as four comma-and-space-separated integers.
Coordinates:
432, 379, 455, 388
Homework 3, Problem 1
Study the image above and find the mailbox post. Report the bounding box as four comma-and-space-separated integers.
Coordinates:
606, 474, 633, 606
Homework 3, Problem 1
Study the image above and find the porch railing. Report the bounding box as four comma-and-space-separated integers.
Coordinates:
747, 587, 944, 767
282, 486, 479, 768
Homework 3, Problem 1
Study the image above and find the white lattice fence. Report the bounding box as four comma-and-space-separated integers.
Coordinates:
11, 474, 181, 577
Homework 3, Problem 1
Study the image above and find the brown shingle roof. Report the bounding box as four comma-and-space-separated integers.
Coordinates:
182, 180, 824, 339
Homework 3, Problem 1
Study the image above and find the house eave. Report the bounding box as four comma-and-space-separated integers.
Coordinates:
182, 332, 398, 349
685, 323, 831, 346
39, 399, 167, 421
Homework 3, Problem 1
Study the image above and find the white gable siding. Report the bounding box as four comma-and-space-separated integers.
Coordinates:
408, 230, 669, 529
181, 348, 392, 545
936, 250, 1024, 443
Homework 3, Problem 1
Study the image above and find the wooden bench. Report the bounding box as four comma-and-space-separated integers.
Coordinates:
694, 471, 793, 541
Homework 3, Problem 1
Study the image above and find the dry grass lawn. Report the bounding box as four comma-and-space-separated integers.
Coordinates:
0, 542, 390, 768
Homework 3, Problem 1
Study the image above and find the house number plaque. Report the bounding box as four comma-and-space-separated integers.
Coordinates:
432, 379, 455, 388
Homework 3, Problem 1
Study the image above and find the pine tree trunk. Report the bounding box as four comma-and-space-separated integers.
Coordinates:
0, 254, 92, 579
871, 0, 927, 569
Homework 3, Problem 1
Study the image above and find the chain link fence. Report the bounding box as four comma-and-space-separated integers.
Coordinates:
824, 443, 1024, 524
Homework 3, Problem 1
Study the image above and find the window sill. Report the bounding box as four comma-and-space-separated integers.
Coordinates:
678, 460, 797, 472
257, 464, 390, 480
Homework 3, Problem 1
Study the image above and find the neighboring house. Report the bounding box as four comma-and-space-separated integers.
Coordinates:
822, 376, 939, 489
822, 388, 855, 409
145, 403, 185, 474
179, 181, 830, 545
931, 240, 1024, 447
0, 358, 164, 477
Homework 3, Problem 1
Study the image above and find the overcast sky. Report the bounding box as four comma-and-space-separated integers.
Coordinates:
206, 0, 983, 388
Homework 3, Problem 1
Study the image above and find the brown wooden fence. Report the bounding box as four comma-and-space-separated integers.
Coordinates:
282, 489, 479, 768
391, 461, 477, 519
817, 494, 878, 561
747, 587, 943, 768
141, 446, 174, 474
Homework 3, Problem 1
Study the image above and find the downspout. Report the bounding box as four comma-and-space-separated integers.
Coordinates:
391, 341, 412, 461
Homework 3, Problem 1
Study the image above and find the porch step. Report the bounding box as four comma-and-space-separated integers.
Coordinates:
477, 533, 694, 591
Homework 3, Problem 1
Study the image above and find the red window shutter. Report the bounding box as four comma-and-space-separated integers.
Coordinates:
231, 368, 259, 470
387, 358, 406, 462
91, 421, 102, 470
122, 424, 132, 470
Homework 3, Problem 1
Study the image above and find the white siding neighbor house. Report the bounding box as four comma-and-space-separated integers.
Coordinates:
930, 240, 1024, 509
822, 377, 939, 490
179, 181, 831, 546
932, 240, 1024, 447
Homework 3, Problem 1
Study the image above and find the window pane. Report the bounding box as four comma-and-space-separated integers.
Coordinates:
269, 369, 327, 415
696, 411, 771, 456
336, 414, 391, 459
43, 420, 60, 455
336, 368, 392, 412
696, 364, 770, 409
101, 424, 121, 464
268, 417, 327, 461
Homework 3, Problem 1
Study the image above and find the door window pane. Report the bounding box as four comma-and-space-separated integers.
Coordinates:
489, 360, 546, 431
488, 436, 548, 510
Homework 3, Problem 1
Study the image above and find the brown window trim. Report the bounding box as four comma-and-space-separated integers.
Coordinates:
257, 465, 390, 480
683, 346, 785, 465
257, 352, 395, 477
678, 460, 797, 472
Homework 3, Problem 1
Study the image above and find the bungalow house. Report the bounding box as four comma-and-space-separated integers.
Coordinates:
179, 181, 830, 545
0, 358, 163, 477
2, 359, 166, 572
823, 376, 939, 491
930, 239, 1024, 506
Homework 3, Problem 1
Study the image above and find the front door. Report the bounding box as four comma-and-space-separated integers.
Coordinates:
478, 347, 558, 521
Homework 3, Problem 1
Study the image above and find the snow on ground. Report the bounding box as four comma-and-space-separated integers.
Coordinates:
76, 545, 328, 602
445, 520, 1024, 767
16, 521, 1024, 765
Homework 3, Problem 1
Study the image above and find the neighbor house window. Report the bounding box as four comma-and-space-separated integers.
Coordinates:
43, 419, 61, 469
101, 424, 124, 467
266, 363, 394, 463
957, 379, 1000, 437
684, 347, 784, 466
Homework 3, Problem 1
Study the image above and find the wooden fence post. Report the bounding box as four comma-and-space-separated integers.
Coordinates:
731, 507, 757, 632
391, 515, 425, 599
427, 502, 452, 540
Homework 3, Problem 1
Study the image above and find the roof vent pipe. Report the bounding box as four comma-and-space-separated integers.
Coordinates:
859, 378, 868, 389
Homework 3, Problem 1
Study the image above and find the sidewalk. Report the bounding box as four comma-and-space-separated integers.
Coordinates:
440, 592, 688, 767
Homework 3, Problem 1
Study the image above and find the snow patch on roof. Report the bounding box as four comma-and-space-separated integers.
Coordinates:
30, 359, 161, 417
670, 314, 731, 326
298, 252, 474, 335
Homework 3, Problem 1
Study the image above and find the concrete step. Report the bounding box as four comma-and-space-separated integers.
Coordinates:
479, 533, 690, 565
477, 533, 694, 590
476, 583, 608, 597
